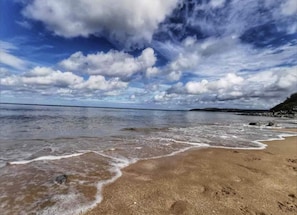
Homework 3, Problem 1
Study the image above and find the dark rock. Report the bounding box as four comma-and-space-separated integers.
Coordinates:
55, 174, 67, 184
267, 121, 275, 126
249, 122, 260, 126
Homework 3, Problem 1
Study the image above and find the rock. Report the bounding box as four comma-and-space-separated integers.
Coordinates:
249, 122, 260, 126
267, 121, 275, 126
55, 174, 67, 184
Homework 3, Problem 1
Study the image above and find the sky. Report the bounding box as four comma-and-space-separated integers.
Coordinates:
0, 0, 297, 110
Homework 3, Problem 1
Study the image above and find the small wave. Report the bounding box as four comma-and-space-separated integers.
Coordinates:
6, 129, 297, 215
208, 132, 297, 150
40, 153, 138, 215
8, 153, 85, 165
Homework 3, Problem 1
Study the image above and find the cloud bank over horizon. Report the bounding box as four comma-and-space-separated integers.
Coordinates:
0, 0, 297, 109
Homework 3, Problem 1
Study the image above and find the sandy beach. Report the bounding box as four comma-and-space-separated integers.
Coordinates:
85, 131, 297, 215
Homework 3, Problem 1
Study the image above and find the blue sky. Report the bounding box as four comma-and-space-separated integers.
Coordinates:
0, 0, 297, 110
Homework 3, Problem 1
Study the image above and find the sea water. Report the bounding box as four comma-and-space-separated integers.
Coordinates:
0, 104, 296, 214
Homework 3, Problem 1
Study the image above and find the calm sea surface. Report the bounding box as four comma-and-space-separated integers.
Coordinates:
0, 104, 296, 214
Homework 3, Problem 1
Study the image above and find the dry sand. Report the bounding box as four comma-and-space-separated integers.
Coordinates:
85, 133, 297, 215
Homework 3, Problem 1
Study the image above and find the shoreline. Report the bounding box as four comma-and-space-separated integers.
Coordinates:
85, 130, 297, 215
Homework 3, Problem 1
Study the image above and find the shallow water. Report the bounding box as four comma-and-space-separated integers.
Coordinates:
0, 104, 296, 214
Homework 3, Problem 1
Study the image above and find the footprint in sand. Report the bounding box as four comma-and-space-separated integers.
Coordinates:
239, 206, 266, 215
286, 159, 297, 164
169, 200, 189, 215
277, 200, 297, 212
277, 193, 297, 213
286, 158, 297, 172
244, 156, 261, 162
213, 186, 237, 200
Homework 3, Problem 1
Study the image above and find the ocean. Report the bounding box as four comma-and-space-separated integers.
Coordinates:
0, 104, 296, 215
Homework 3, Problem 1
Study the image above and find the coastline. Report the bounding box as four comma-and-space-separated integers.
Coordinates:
85, 130, 297, 215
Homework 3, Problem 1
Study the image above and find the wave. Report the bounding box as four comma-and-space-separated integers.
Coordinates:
7, 153, 85, 165
5, 130, 297, 215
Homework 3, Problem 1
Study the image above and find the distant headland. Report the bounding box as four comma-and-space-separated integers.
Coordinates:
190, 92, 297, 118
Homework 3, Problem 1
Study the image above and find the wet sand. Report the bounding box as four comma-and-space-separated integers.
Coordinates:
85, 133, 297, 215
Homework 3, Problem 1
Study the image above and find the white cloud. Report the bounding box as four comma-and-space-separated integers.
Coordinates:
25, 66, 54, 77
157, 34, 297, 82
22, 70, 83, 87
1, 75, 20, 86
16, 20, 32, 29
185, 73, 243, 95
74, 75, 127, 91
22, 0, 179, 48
167, 70, 182, 82
146, 67, 159, 78
154, 92, 166, 102
209, 73, 244, 90
0, 67, 10, 78
210, 0, 225, 8
60, 48, 157, 79
0, 51, 27, 70
0, 41, 18, 50
185, 79, 209, 94
1, 66, 128, 95
247, 67, 297, 91
0, 41, 28, 70
169, 67, 297, 103
281, 0, 297, 15
1, 67, 83, 87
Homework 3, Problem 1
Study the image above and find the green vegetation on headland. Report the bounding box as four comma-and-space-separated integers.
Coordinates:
270, 93, 297, 112
190, 92, 297, 118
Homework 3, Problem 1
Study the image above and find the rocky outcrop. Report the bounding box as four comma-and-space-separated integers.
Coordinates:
248, 121, 277, 126
54, 174, 68, 184
271, 93, 297, 113
269, 93, 297, 118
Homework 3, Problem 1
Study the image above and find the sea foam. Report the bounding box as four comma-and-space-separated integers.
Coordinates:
8, 153, 85, 165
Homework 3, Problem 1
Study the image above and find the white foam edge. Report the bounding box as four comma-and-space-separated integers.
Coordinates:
209, 133, 297, 150
69, 145, 210, 215
32, 131, 297, 215
8, 153, 85, 165
12, 132, 297, 214
69, 151, 138, 215
56, 131, 297, 215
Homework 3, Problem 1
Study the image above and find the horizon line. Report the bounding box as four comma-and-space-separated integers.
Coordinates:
0, 102, 186, 112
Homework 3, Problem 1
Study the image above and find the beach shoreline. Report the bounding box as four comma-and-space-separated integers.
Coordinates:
85, 130, 297, 215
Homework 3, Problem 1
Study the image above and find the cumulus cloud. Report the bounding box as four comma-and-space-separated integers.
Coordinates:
3, 1, 296, 109
185, 79, 209, 94
1, 66, 128, 96
60, 48, 157, 80
184, 73, 244, 95
167, 70, 182, 82
74, 75, 127, 91
168, 67, 297, 102
22, 0, 179, 48
145, 67, 159, 78
1, 67, 83, 87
